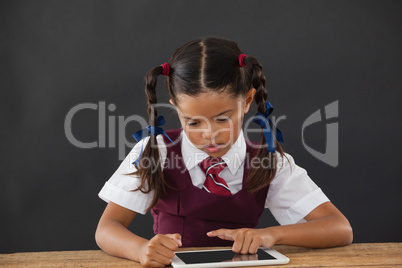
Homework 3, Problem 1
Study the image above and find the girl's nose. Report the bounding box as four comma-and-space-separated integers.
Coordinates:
202, 130, 212, 140
202, 124, 219, 141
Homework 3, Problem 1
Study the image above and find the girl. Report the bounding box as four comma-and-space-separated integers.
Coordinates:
95, 37, 353, 267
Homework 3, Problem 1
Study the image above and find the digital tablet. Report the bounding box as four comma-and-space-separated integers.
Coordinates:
171, 248, 289, 267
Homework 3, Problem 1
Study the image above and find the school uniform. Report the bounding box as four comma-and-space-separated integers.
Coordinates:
99, 128, 329, 247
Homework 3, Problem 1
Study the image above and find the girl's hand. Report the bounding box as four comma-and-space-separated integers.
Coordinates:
139, 233, 182, 267
207, 228, 277, 254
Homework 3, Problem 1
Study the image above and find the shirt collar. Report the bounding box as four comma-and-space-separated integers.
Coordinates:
181, 129, 246, 175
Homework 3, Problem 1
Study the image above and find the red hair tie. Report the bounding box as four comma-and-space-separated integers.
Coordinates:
161, 63, 170, 76
238, 54, 247, 67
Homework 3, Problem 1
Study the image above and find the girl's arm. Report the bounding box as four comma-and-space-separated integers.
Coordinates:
95, 201, 182, 267
272, 201, 353, 247
207, 201, 353, 254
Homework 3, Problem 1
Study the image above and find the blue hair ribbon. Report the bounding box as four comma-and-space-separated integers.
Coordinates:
131, 115, 174, 167
252, 102, 284, 153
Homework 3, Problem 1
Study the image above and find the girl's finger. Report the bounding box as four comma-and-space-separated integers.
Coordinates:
148, 253, 173, 267
165, 233, 182, 247
249, 238, 261, 255
232, 231, 245, 253
159, 235, 180, 251
154, 243, 176, 260
207, 229, 235, 240
240, 232, 253, 254
206, 229, 223, 237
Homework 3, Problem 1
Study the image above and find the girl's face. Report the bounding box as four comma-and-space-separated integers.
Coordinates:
170, 88, 256, 158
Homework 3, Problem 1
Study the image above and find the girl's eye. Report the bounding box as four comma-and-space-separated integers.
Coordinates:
216, 117, 230, 122
187, 121, 199, 126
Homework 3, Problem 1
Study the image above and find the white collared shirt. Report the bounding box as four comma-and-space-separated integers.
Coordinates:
99, 129, 329, 225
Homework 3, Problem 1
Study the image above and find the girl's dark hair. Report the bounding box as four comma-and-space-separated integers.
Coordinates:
127, 36, 285, 211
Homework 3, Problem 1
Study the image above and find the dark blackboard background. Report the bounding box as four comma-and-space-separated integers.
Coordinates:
1, 0, 401, 253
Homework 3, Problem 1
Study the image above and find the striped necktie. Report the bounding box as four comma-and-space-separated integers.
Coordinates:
199, 157, 231, 196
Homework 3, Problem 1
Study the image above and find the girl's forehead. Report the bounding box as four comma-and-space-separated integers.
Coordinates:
174, 91, 244, 118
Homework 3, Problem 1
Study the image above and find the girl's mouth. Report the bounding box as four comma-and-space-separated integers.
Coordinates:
204, 144, 222, 153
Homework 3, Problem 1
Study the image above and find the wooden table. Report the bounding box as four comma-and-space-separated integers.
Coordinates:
1, 243, 401, 267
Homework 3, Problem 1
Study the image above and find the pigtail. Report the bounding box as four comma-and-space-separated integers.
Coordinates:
127, 65, 168, 211
244, 56, 286, 193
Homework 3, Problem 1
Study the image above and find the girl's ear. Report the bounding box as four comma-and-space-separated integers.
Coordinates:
244, 88, 256, 114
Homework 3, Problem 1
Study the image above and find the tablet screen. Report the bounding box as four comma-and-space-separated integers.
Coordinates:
175, 249, 276, 264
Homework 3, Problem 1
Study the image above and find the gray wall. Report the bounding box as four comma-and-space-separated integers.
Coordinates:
1, 0, 401, 253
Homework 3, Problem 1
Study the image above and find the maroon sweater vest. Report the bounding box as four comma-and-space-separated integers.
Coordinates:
151, 128, 269, 247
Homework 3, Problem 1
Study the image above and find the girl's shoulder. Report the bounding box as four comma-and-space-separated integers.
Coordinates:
276, 152, 293, 167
